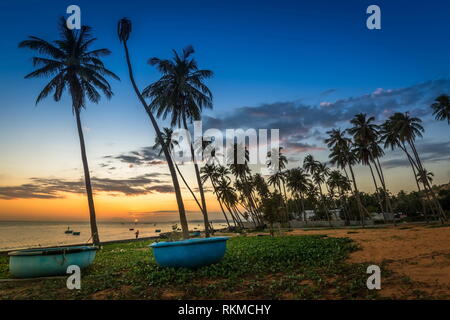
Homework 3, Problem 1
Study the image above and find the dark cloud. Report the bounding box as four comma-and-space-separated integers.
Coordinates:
104, 147, 166, 167
382, 141, 450, 169
0, 174, 174, 200
203, 79, 450, 154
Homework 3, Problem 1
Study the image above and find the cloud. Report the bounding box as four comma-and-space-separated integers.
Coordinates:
104, 146, 166, 167
203, 79, 450, 159
382, 141, 450, 169
0, 174, 174, 200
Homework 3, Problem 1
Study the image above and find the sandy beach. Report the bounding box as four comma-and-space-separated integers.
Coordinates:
289, 224, 450, 298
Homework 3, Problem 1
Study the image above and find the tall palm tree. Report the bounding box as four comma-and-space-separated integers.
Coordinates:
348, 113, 394, 219
325, 129, 368, 225
327, 170, 351, 224
382, 112, 446, 222
253, 173, 270, 199
142, 46, 214, 237
153, 128, 204, 215
200, 164, 231, 227
352, 140, 386, 217
431, 94, 450, 124
19, 18, 120, 245
303, 155, 332, 226
381, 116, 430, 221
267, 147, 289, 209
215, 178, 244, 228
416, 169, 434, 185
285, 168, 311, 222
117, 18, 189, 238
228, 143, 261, 221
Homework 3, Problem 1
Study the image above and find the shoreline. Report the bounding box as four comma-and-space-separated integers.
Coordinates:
0, 221, 440, 255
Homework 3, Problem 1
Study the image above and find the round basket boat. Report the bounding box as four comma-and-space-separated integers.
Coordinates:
8, 246, 98, 278
150, 236, 229, 268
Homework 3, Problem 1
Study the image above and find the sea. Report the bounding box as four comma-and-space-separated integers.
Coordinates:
0, 220, 228, 251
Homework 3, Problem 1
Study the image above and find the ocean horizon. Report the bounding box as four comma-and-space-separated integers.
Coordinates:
0, 219, 228, 251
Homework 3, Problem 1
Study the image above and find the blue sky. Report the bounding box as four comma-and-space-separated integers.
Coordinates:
0, 0, 449, 220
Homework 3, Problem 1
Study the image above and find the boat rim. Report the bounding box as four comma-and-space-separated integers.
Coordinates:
8, 245, 99, 256
149, 236, 230, 248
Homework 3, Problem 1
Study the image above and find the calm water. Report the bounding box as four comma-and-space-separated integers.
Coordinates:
0, 220, 228, 251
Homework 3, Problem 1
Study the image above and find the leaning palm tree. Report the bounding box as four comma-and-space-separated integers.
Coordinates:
348, 113, 394, 219
431, 94, 450, 124
285, 168, 311, 222
153, 128, 204, 215
142, 46, 213, 237
382, 112, 446, 222
200, 164, 231, 227
416, 169, 434, 185
19, 18, 120, 245
325, 129, 369, 225
303, 155, 332, 226
117, 18, 189, 238
327, 170, 351, 224
267, 147, 289, 207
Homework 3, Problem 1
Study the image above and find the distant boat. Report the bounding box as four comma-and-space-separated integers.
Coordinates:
72, 232, 80, 236
64, 227, 73, 234
155, 229, 161, 233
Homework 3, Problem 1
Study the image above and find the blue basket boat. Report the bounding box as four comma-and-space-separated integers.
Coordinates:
150, 236, 229, 268
8, 246, 98, 278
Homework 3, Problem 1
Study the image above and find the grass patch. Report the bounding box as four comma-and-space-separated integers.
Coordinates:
0, 235, 376, 300
426, 223, 450, 229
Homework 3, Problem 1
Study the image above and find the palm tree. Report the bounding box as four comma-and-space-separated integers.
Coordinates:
228, 143, 261, 222
253, 173, 270, 199
153, 127, 204, 215
348, 113, 394, 220
327, 170, 351, 224
142, 46, 213, 237
117, 18, 189, 238
431, 95, 450, 124
267, 147, 289, 210
353, 140, 386, 218
325, 129, 369, 225
314, 165, 332, 226
285, 168, 311, 222
417, 169, 434, 185
19, 18, 120, 245
303, 155, 332, 226
200, 164, 231, 227
215, 178, 244, 228
381, 116, 430, 221
382, 112, 446, 222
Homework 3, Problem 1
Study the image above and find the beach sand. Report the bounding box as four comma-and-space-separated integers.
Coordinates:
288, 224, 450, 299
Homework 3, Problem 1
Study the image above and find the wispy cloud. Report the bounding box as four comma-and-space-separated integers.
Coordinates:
203, 79, 450, 155
0, 173, 174, 200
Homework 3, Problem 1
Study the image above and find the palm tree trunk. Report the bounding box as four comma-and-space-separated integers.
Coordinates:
368, 162, 386, 222
337, 186, 350, 226
347, 163, 366, 226
373, 157, 395, 224
173, 160, 204, 216
210, 179, 231, 228
401, 142, 430, 222
300, 195, 307, 223
75, 108, 100, 245
409, 140, 447, 222
317, 183, 332, 227
122, 41, 189, 239
182, 115, 211, 237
